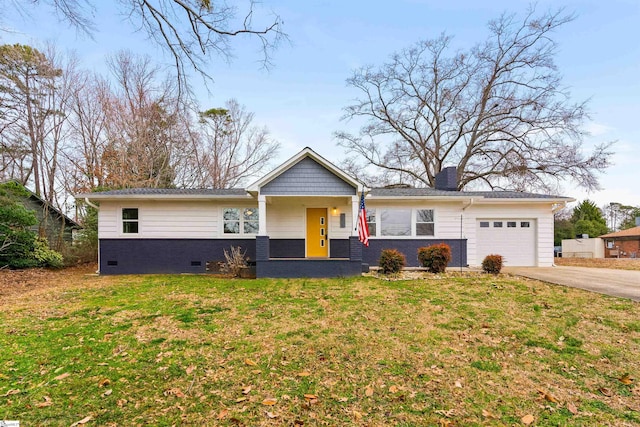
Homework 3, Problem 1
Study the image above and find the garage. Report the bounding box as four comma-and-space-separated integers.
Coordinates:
476, 219, 537, 266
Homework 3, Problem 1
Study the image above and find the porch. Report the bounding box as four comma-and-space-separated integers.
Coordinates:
255, 236, 364, 278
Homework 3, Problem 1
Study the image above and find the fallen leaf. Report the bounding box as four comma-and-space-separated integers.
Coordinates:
164, 388, 185, 398
1, 389, 20, 397
266, 411, 278, 419
102, 389, 112, 397
598, 387, 612, 397
245, 359, 257, 366
117, 399, 127, 407
54, 373, 70, 381
294, 420, 304, 426
566, 402, 579, 415
521, 414, 534, 425
70, 415, 93, 426
619, 374, 633, 385
186, 365, 196, 375
389, 385, 398, 393
304, 394, 318, 400
454, 380, 463, 388
538, 389, 559, 403
36, 396, 53, 408
365, 386, 374, 397
235, 397, 247, 403
297, 371, 311, 377
99, 378, 110, 387
97, 363, 109, 366
262, 398, 277, 406
481, 409, 496, 419
241, 385, 252, 395
353, 410, 363, 420
217, 409, 228, 420
251, 369, 262, 375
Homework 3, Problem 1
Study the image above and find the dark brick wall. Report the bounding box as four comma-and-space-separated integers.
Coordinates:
99, 239, 256, 275
269, 239, 305, 258
256, 259, 362, 278
362, 239, 467, 267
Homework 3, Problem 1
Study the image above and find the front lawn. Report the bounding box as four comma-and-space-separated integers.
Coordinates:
1, 269, 639, 426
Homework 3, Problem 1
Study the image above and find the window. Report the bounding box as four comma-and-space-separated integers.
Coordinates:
521, 221, 530, 228
507, 221, 517, 228
380, 209, 411, 236
223, 208, 259, 235
493, 221, 503, 228
366, 208, 376, 236
416, 209, 434, 236
479, 221, 490, 228
122, 208, 138, 234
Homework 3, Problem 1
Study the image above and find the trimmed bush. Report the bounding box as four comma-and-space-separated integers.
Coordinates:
378, 249, 406, 274
482, 254, 503, 274
417, 243, 452, 273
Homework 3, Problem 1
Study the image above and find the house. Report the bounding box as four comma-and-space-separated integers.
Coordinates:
600, 226, 640, 258
5, 181, 82, 249
76, 147, 573, 277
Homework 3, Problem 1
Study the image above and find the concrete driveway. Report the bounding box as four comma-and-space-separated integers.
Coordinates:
504, 266, 640, 302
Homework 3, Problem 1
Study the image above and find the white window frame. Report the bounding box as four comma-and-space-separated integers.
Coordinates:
367, 208, 436, 238
121, 207, 139, 235
222, 207, 259, 236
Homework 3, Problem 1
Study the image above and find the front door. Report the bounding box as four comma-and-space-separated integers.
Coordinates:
306, 208, 328, 257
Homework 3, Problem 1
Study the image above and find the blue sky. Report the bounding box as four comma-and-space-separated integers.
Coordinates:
2, 0, 639, 208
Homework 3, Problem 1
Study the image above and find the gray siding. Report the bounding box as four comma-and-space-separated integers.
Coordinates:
261, 157, 356, 195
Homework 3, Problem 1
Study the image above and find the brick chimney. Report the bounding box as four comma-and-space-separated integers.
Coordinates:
434, 167, 458, 191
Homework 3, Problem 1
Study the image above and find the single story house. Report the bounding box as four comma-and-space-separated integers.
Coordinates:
600, 226, 640, 258
76, 147, 573, 277
4, 181, 82, 249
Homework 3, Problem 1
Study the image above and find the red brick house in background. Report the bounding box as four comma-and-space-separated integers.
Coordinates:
600, 226, 640, 258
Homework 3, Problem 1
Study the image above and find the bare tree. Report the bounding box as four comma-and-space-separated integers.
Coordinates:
185, 99, 279, 188
100, 51, 192, 188
336, 7, 613, 192
8, 0, 286, 95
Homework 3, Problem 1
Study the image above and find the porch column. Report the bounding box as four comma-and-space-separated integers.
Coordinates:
351, 195, 359, 236
258, 194, 267, 236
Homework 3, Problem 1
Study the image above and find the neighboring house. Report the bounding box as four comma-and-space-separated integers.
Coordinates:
76, 147, 573, 277
600, 226, 640, 258
6, 181, 82, 250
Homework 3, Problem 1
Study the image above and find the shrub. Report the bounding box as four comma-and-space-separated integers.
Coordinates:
417, 243, 452, 273
378, 249, 406, 274
222, 246, 249, 277
33, 237, 64, 269
482, 254, 503, 274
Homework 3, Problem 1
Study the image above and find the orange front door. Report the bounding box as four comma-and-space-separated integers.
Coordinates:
306, 208, 328, 257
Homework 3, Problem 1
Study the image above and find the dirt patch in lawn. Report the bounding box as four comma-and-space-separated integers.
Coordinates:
556, 257, 640, 271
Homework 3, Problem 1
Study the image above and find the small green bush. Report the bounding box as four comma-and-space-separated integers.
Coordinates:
378, 249, 406, 274
482, 254, 503, 274
33, 238, 64, 269
417, 243, 452, 273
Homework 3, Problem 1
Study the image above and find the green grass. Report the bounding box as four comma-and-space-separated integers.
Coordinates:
1, 271, 639, 426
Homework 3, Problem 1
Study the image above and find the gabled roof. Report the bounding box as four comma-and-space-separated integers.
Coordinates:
247, 147, 363, 193
3, 180, 82, 228
76, 188, 251, 200
600, 226, 640, 239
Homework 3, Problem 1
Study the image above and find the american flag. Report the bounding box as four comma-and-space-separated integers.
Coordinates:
357, 191, 370, 246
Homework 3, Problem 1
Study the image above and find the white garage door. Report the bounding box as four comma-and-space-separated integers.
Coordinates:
476, 219, 537, 266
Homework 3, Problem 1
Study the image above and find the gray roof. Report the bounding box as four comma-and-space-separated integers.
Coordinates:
370, 187, 570, 200
86, 188, 247, 196
77, 188, 251, 200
